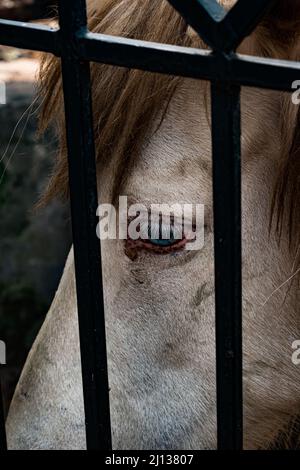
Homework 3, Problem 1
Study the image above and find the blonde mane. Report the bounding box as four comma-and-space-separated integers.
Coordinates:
38, 0, 300, 255
39, 0, 196, 202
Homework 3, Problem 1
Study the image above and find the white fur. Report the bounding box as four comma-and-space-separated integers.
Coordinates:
5, 73, 300, 449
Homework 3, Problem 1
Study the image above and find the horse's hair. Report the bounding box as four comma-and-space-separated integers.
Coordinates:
38, 0, 194, 203
38, 0, 300, 254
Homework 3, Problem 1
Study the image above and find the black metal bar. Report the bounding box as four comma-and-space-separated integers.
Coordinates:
167, 0, 225, 50
81, 33, 300, 92
58, 0, 111, 450
0, 18, 299, 91
0, 374, 7, 451
0, 0, 276, 56
0, 19, 59, 54
167, 0, 275, 52
0, 0, 297, 453
220, 0, 276, 51
80, 32, 215, 78
211, 80, 243, 450
229, 53, 300, 91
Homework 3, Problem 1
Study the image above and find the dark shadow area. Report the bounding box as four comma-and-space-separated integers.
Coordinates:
0, 0, 56, 21
0, 0, 71, 416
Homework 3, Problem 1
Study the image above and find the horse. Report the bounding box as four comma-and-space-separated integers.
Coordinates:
5, 0, 300, 449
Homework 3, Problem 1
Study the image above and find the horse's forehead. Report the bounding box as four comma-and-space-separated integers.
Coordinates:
124, 80, 212, 204
123, 79, 279, 205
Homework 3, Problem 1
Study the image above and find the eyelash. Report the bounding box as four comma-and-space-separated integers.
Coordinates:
125, 236, 188, 256
125, 219, 190, 257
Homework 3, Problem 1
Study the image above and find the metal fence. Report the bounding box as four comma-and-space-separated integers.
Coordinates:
0, 0, 299, 451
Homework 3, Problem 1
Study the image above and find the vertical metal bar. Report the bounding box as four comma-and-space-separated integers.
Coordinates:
58, 0, 111, 450
211, 79, 243, 450
0, 374, 7, 450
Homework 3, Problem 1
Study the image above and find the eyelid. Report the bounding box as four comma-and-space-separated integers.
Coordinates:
125, 213, 197, 256
125, 236, 188, 257
128, 213, 193, 237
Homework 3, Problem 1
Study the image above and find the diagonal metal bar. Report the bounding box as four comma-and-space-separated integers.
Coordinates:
58, 0, 111, 450
168, 0, 276, 52
220, 0, 276, 51
211, 79, 243, 450
167, 0, 226, 50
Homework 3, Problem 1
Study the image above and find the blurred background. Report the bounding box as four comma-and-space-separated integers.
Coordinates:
0, 0, 71, 415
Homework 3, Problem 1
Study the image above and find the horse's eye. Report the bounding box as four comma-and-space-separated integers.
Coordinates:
147, 224, 178, 248
125, 216, 189, 258
147, 238, 178, 247
125, 232, 187, 258
125, 237, 187, 258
